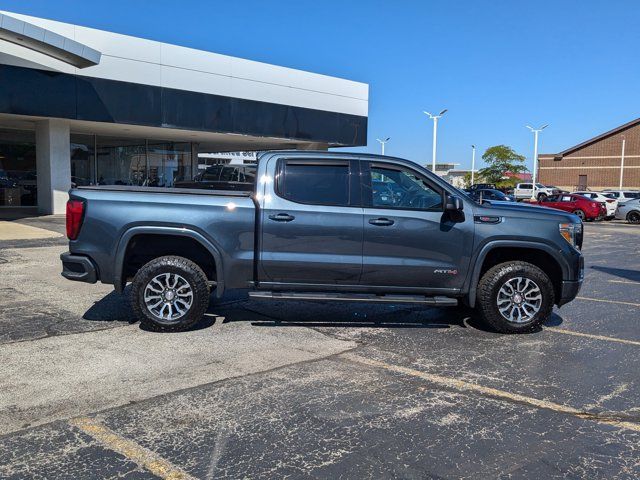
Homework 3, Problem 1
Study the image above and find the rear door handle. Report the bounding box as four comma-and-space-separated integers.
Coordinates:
269, 213, 295, 222
368, 217, 395, 226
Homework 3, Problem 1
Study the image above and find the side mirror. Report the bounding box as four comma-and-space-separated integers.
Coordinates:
445, 195, 464, 211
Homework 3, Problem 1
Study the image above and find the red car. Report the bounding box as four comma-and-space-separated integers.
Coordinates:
533, 193, 606, 221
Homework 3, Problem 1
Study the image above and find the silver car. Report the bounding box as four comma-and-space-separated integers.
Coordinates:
615, 198, 640, 224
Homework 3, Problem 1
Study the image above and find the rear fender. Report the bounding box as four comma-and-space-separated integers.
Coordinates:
113, 226, 224, 297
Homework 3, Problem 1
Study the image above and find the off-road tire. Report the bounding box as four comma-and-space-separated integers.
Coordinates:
476, 261, 555, 333
131, 256, 210, 332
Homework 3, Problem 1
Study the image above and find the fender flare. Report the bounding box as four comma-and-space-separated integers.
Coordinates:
113, 226, 225, 297
465, 240, 569, 308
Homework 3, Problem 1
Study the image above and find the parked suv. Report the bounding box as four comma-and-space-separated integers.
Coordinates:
61, 151, 584, 334
514, 183, 560, 201
601, 190, 640, 203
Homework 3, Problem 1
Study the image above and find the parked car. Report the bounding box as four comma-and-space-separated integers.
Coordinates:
532, 193, 606, 221
514, 183, 561, 201
61, 151, 584, 334
615, 198, 640, 224
468, 188, 515, 203
469, 183, 497, 191
601, 190, 640, 203
573, 191, 617, 220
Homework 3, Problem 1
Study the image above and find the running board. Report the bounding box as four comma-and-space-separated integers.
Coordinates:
248, 291, 458, 306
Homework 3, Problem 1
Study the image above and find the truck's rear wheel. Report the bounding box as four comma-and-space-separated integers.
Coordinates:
131, 256, 210, 332
476, 261, 554, 333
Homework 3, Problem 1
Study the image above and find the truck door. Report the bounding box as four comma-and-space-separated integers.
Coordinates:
360, 161, 474, 291
258, 157, 363, 286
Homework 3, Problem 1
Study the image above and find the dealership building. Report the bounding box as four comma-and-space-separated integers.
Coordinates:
0, 11, 368, 216
538, 118, 640, 191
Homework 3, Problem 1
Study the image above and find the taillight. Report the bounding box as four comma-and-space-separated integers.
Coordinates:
66, 199, 85, 240
591, 202, 598, 208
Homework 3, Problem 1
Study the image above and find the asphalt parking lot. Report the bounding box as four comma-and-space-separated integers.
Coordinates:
0, 218, 639, 479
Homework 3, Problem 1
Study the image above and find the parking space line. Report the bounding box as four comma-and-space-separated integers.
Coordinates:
576, 296, 640, 307
546, 327, 640, 346
70, 417, 196, 480
607, 279, 640, 285
342, 353, 640, 433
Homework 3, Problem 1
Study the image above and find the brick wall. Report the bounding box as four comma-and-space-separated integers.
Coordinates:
538, 122, 640, 190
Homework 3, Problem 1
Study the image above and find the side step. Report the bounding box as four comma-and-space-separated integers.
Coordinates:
248, 291, 458, 306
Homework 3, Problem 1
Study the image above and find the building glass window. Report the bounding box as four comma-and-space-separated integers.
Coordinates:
70, 134, 95, 187
147, 142, 191, 187
96, 137, 146, 186
0, 128, 37, 207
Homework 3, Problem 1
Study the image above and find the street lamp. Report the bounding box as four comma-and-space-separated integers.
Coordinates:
376, 137, 390, 156
424, 109, 447, 173
526, 124, 548, 200
471, 145, 476, 186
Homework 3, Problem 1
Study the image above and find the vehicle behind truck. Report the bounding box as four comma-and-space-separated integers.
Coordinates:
61, 151, 584, 334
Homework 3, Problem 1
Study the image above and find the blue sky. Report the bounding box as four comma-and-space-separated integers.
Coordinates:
3, 0, 640, 171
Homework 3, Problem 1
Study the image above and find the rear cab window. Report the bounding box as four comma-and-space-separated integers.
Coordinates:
275, 159, 354, 206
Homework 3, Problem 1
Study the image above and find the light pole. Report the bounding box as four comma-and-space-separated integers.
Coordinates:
526, 124, 548, 200
376, 137, 390, 155
619, 135, 626, 189
471, 145, 476, 186
424, 109, 447, 173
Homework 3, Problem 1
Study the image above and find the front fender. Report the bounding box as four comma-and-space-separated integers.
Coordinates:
113, 226, 225, 297
464, 240, 570, 308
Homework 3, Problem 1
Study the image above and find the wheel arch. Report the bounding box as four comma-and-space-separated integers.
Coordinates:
113, 226, 224, 297
465, 241, 568, 308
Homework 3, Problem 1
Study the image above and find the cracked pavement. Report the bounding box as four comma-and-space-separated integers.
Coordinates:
0, 220, 639, 479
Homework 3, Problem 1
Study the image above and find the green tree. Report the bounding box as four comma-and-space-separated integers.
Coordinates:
479, 145, 528, 186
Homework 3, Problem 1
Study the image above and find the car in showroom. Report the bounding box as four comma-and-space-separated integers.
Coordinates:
532, 193, 606, 221
573, 191, 617, 220
615, 198, 640, 224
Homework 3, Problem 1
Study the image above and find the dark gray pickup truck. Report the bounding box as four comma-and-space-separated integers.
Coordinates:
61, 151, 584, 333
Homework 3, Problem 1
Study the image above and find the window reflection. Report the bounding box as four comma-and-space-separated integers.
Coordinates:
96, 137, 146, 186
70, 134, 95, 187
0, 128, 37, 207
147, 142, 191, 187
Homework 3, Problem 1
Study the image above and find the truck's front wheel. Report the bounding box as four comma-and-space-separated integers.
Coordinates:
476, 261, 554, 333
131, 256, 210, 332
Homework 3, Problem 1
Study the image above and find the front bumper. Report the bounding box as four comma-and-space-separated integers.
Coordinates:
558, 255, 584, 306
61, 252, 98, 284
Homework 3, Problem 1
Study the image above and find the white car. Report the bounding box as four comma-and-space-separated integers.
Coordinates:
615, 198, 640, 224
573, 191, 617, 219
601, 190, 640, 203
513, 183, 561, 201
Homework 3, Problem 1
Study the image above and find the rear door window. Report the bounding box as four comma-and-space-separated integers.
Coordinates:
276, 160, 351, 206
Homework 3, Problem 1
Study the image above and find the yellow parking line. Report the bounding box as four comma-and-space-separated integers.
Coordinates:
70, 417, 196, 480
576, 296, 640, 307
546, 327, 640, 346
342, 353, 640, 433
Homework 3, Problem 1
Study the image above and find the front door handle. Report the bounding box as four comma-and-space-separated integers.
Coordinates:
368, 217, 395, 226
269, 213, 295, 222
